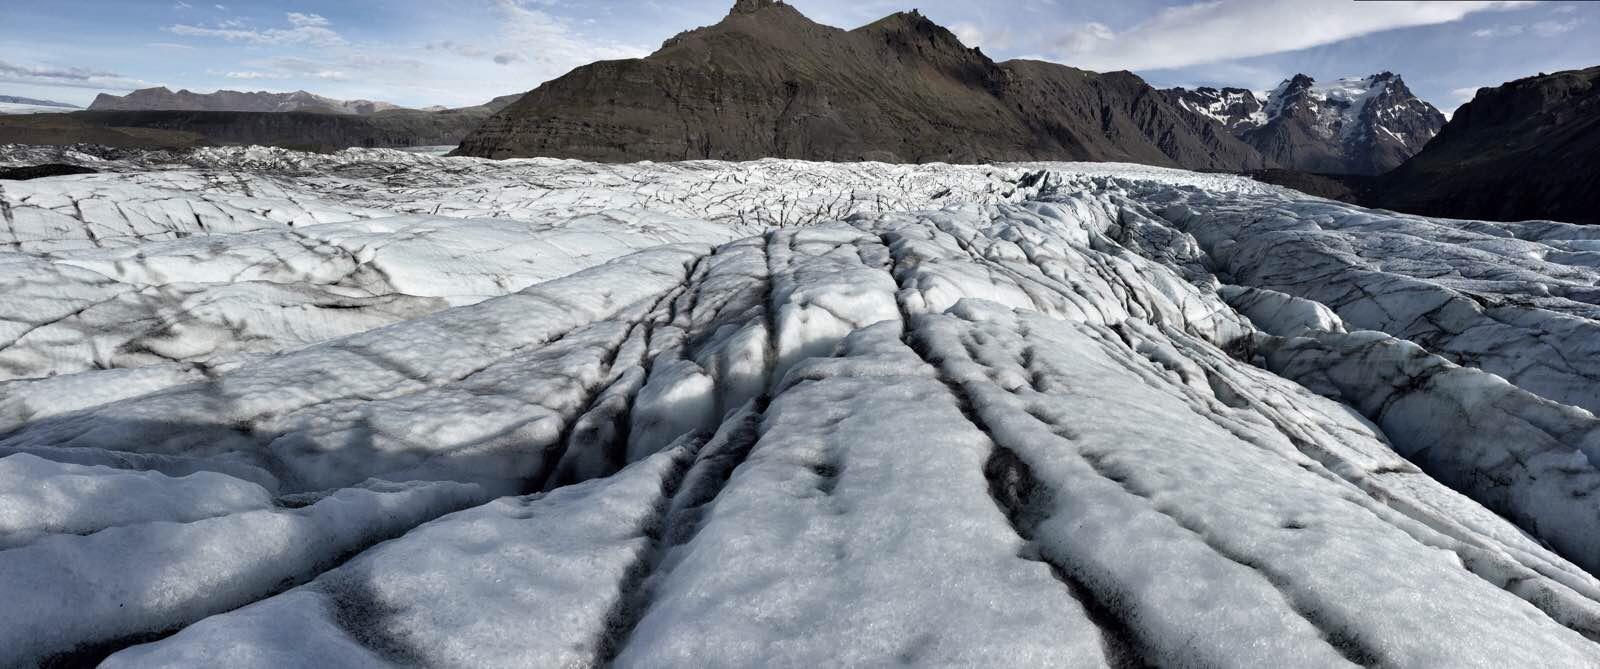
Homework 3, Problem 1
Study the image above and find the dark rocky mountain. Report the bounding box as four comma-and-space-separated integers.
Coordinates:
1372, 66, 1600, 225
1163, 86, 1266, 134
0, 163, 97, 180
0, 95, 80, 109
1236, 73, 1445, 175
0, 107, 497, 152
453, 0, 1266, 170
89, 88, 408, 115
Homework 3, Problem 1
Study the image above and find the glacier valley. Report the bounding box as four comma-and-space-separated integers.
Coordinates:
5, 145, 1600, 667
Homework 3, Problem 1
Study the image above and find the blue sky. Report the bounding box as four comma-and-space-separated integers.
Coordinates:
2, 0, 1595, 113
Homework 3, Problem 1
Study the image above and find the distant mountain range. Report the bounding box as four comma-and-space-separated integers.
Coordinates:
0, 90, 525, 153
89, 88, 406, 115
1165, 73, 1446, 175
454, 0, 1266, 170
0, 95, 80, 109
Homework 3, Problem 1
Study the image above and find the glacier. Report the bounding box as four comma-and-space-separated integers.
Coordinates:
5, 145, 1600, 666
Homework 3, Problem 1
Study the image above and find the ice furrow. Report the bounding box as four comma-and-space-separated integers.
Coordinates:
102, 445, 701, 668
614, 322, 1119, 666
10, 149, 1600, 666
0, 479, 489, 666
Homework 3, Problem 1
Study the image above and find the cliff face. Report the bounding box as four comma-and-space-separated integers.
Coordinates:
452, 2, 1266, 170
1374, 66, 1600, 225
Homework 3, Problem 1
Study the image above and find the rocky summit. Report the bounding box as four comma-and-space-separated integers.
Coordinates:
452, 1, 1265, 170
1245, 72, 1445, 175
1167, 73, 1446, 176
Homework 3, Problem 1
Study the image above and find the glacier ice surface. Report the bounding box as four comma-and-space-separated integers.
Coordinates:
5, 145, 1600, 666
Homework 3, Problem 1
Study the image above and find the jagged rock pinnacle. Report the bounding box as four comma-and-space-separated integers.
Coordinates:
730, 0, 783, 15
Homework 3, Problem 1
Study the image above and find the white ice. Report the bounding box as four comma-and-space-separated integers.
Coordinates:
4, 144, 1600, 666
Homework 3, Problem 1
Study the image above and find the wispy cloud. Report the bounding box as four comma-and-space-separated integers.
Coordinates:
1474, 17, 1581, 38
0, 59, 155, 90
218, 70, 287, 80
1047, 0, 1534, 71
168, 12, 345, 47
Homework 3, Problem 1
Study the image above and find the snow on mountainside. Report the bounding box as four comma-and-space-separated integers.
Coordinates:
7, 146, 1600, 666
1167, 73, 1446, 175
0, 96, 81, 115
1163, 86, 1268, 134
0, 103, 76, 115
89, 87, 408, 115
1244, 72, 1447, 175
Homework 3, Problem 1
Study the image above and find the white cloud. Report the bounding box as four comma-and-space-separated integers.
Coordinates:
220, 68, 346, 81
286, 12, 330, 28
1532, 18, 1581, 36
1057, 21, 1114, 57
172, 1, 192, 9
950, 22, 1012, 50
1049, 0, 1534, 71
0, 59, 155, 91
1474, 17, 1580, 38
491, 0, 641, 68
168, 12, 345, 47
1450, 86, 1483, 101
148, 0, 649, 108
220, 70, 287, 80
1472, 25, 1522, 37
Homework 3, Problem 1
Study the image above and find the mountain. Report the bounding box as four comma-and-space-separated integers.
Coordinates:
3, 92, 518, 152
1232, 73, 1445, 175
88, 87, 409, 115
1163, 86, 1267, 134
453, 0, 1266, 170
0, 95, 84, 116
0, 107, 499, 152
0, 95, 79, 109
1373, 66, 1600, 225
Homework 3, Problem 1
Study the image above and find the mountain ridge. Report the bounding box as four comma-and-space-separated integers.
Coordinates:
1372, 65, 1600, 225
452, 0, 1266, 170
89, 87, 410, 115
0, 95, 80, 109
1165, 73, 1445, 175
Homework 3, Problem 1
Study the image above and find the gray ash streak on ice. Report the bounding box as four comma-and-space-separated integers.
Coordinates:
4, 144, 1600, 666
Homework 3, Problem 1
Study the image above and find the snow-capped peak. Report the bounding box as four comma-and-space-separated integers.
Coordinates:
1199, 71, 1447, 175
1261, 72, 1434, 144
